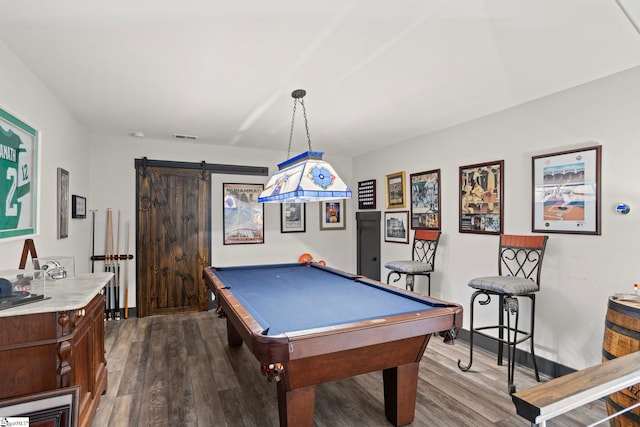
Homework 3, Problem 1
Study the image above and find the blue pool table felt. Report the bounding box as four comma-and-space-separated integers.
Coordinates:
213, 263, 447, 336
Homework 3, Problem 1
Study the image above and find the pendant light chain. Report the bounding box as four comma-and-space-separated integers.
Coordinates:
286, 93, 313, 159
299, 97, 313, 152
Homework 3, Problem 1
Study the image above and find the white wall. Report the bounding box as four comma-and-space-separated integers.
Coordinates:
88, 134, 355, 308
354, 65, 640, 370
4, 30, 638, 371
0, 40, 91, 272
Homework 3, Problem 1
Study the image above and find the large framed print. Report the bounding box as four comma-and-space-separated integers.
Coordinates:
281, 202, 306, 233
223, 183, 264, 244
410, 169, 440, 230
319, 199, 346, 230
0, 106, 39, 240
57, 167, 69, 239
385, 171, 406, 208
459, 160, 503, 234
385, 210, 409, 243
532, 145, 601, 235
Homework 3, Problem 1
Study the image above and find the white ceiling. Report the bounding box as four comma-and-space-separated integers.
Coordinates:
1, 0, 639, 157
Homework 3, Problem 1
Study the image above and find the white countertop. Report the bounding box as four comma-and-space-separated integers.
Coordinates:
0, 272, 113, 317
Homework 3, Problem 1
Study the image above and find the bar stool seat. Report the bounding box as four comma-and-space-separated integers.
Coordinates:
468, 276, 539, 295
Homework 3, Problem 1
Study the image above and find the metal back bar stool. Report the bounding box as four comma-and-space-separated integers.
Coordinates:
458, 234, 548, 394
385, 230, 441, 294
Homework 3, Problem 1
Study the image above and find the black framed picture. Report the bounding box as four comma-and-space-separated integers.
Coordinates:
72, 195, 86, 219
280, 202, 306, 233
385, 210, 409, 243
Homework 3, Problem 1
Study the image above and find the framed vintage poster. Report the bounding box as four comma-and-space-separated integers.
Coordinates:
459, 160, 503, 234
280, 202, 306, 233
319, 199, 346, 230
223, 183, 264, 244
384, 210, 409, 243
0, 106, 39, 240
385, 171, 406, 208
532, 145, 601, 235
57, 167, 69, 239
410, 169, 441, 230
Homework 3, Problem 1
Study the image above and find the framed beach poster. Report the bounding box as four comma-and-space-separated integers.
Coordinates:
223, 183, 264, 244
0, 106, 39, 240
532, 145, 601, 235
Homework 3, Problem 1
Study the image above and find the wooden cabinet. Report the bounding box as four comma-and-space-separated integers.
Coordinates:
0, 277, 109, 427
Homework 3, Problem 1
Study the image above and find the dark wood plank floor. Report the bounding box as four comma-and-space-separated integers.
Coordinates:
92, 311, 607, 426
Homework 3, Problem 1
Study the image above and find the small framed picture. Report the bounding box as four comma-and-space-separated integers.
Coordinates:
281, 202, 306, 233
71, 195, 86, 219
459, 160, 503, 235
532, 145, 601, 234
385, 211, 409, 243
319, 200, 346, 230
386, 171, 406, 208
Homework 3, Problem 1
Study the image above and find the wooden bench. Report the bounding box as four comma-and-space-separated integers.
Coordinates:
511, 351, 640, 426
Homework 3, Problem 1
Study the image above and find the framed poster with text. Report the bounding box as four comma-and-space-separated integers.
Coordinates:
532, 145, 601, 234
0, 106, 39, 240
223, 183, 264, 244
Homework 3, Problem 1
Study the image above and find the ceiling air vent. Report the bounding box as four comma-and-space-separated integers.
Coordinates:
173, 133, 198, 140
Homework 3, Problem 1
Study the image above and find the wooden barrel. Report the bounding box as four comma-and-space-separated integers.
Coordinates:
602, 296, 640, 427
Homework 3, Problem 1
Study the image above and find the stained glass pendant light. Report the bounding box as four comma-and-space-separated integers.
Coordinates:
258, 89, 352, 203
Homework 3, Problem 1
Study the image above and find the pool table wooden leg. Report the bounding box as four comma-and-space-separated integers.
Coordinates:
226, 318, 243, 346
276, 381, 316, 427
383, 362, 420, 426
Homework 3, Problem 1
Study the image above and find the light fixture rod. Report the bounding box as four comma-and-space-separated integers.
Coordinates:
286, 89, 313, 159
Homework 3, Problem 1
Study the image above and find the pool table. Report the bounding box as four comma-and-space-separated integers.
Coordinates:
203, 262, 463, 427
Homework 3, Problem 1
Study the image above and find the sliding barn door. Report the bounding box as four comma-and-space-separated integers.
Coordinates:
136, 164, 211, 317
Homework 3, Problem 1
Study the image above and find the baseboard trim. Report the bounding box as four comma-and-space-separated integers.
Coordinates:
456, 328, 576, 379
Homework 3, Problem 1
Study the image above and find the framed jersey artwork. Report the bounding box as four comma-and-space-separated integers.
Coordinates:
0, 106, 39, 240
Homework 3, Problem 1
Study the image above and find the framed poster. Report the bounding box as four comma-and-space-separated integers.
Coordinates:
72, 195, 86, 219
223, 183, 264, 244
410, 169, 441, 230
532, 145, 601, 234
281, 202, 306, 233
385, 171, 406, 208
459, 160, 503, 234
57, 167, 69, 239
319, 200, 346, 230
385, 210, 409, 243
0, 106, 39, 240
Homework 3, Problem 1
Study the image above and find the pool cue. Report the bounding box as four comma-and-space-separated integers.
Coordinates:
124, 221, 130, 319
105, 209, 113, 320
90, 210, 97, 273
115, 209, 121, 320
